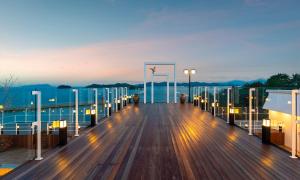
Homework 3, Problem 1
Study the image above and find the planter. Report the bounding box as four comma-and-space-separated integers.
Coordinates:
133, 94, 139, 105
180, 94, 186, 104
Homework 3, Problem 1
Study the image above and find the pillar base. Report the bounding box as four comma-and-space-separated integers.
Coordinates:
35, 157, 43, 161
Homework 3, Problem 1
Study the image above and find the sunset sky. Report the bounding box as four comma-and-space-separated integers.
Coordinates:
0, 0, 299, 85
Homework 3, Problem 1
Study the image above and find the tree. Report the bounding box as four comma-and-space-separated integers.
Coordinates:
291, 74, 300, 88
266, 73, 291, 88
0, 75, 17, 109
244, 81, 265, 88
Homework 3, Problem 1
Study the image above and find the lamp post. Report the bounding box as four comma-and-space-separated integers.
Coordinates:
184, 69, 196, 103
72, 89, 79, 137
249, 88, 255, 136
93, 88, 98, 124
32, 91, 43, 160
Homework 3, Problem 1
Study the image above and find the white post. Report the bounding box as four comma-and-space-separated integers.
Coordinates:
144, 64, 147, 104
106, 88, 110, 117
151, 74, 154, 104
204, 87, 208, 111
73, 89, 79, 137
174, 64, 177, 103
125, 87, 128, 105
167, 75, 170, 104
227, 87, 232, 123
120, 87, 124, 109
93, 88, 98, 124
0, 124, 3, 135
198, 87, 201, 107
32, 91, 43, 160
213, 87, 217, 117
249, 88, 255, 136
1, 110, 3, 127
115, 88, 118, 112
291, 90, 299, 158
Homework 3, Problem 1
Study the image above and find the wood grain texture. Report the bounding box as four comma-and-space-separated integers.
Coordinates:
4, 104, 300, 180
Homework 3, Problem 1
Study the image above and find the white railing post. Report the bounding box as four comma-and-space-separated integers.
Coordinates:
249, 88, 255, 136
174, 64, 177, 103
115, 88, 118, 112
120, 87, 124, 109
151, 74, 154, 104
32, 91, 43, 161
144, 63, 147, 104
291, 89, 299, 158
125, 87, 128, 105
213, 87, 217, 117
106, 88, 110, 117
227, 87, 232, 123
93, 88, 98, 124
204, 87, 208, 111
167, 75, 170, 104
73, 89, 79, 137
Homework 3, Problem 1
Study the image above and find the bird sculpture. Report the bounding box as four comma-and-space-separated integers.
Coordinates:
149, 66, 156, 74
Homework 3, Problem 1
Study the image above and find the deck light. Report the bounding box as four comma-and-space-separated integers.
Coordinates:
59, 120, 68, 146
0, 124, 3, 135
59, 120, 67, 128
85, 109, 91, 115
0, 105, 3, 110
262, 119, 271, 127
262, 119, 271, 144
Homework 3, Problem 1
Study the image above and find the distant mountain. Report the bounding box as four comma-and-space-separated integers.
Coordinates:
57, 85, 72, 89
86, 83, 137, 89
134, 79, 267, 87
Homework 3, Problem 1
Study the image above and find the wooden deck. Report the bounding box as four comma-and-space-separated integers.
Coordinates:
4, 104, 300, 180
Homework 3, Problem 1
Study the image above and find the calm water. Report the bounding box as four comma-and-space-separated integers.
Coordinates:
0, 85, 224, 134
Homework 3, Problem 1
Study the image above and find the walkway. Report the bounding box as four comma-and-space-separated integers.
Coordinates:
4, 104, 300, 179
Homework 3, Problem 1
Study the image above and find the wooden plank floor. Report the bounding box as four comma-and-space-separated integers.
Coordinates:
4, 104, 300, 180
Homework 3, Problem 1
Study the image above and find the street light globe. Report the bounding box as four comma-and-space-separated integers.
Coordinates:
184, 69, 189, 75
191, 69, 196, 74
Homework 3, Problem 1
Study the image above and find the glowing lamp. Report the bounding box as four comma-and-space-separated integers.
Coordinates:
108, 104, 112, 108
212, 103, 215, 107
85, 109, 91, 115
0, 105, 4, 110
191, 69, 196, 74
201, 99, 204, 103
91, 109, 96, 115
184, 69, 189, 75
48, 98, 56, 102
117, 100, 121, 103
52, 121, 60, 128
229, 108, 234, 114
262, 119, 271, 127
59, 120, 67, 128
